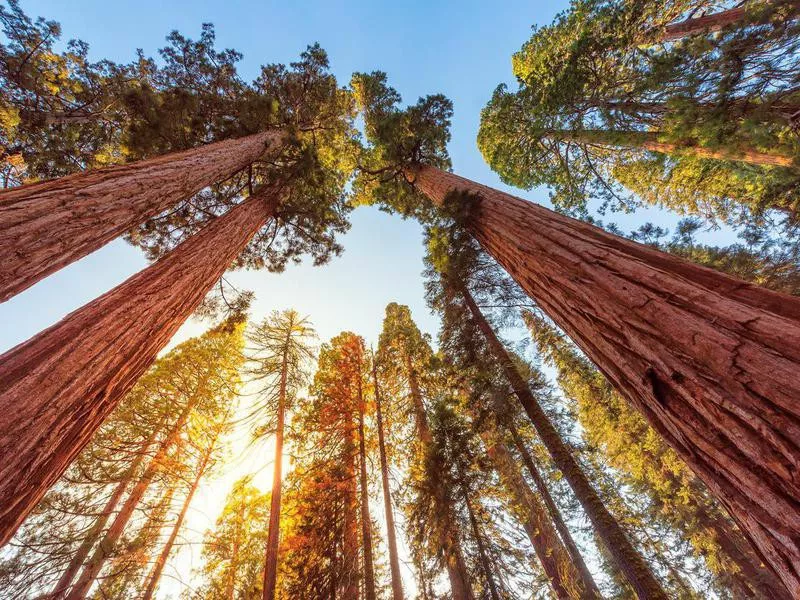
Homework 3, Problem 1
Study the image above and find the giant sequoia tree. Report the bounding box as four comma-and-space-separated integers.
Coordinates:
355, 71, 800, 594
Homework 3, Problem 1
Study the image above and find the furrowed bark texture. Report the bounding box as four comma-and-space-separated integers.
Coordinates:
483, 435, 587, 600
373, 362, 405, 600
506, 422, 602, 599
0, 129, 283, 302
661, 0, 800, 41
462, 287, 666, 599
262, 349, 289, 600
411, 164, 800, 595
0, 190, 278, 547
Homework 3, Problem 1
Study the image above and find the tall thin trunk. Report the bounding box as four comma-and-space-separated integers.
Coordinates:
262, 343, 289, 600
562, 129, 794, 167
0, 188, 279, 547
461, 488, 501, 600
372, 359, 405, 600
357, 370, 377, 600
65, 404, 192, 599
140, 441, 214, 600
403, 353, 473, 600
226, 500, 245, 600
48, 418, 164, 598
342, 416, 360, 600
0, 130, 283, 302
483, 433, 589, 600
506, 421, 602, 599
660, 0, 800, 41
461, 286, 667, 600
411, 164, 800, 595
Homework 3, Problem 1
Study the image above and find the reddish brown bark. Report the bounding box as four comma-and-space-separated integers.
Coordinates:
372, 359, 405, 600
506, 422, 602, 599
65, 402, 193, 599
0, 189, 278, 547
484, 435, 588, 600
357, 366, 377, 600
661, 0, 800, 41
411, 164, 800, 595
0, 130, 283, 302
141, 435, 216, 600
262, 339, 289, 600
47, 418, 165, 598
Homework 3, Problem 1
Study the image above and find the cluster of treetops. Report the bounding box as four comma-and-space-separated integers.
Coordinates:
0, 0, 799, 597
1, 297, 791, 599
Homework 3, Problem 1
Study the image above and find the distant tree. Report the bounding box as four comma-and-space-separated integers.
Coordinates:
191, 477, 271, 600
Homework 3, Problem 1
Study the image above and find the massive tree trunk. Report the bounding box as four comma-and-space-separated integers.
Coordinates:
47, 418, 164, 598
65, 403, 192, 599
357, 370, 377, 600
660, 0, 800, 41
560, 129, 794, 167
141, 437, 215, 600
262, 346, 289, 600
461, 286, 667, 599
506, 421, 602, 599
0, 129, 283, 302
0, 189, 279, 547
372, 360, 405, 600
410, 164, 800, 595
483, 434, 590, 600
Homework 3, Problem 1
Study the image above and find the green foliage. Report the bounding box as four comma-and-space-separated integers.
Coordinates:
478, 0, 800, 228
351, 71, 453, 219
191, 477, 271, 600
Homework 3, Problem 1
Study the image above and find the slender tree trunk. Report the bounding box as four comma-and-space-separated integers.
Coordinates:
411, 164, 800, 595
403, 353, 473, 600
65, 404, 192, 599
0, 189, 279, 547
227, 501, 244, 600
461, 286, 667, 599
372, 359, 405, 600
48, 419, 164, 598
562, 128, 794, 167
342, 421, 360, 600
140, 442, 214, 600
262, 348, 289, 600
506, 421, 602, 599
483, 433, 590, 600
0, 130, 283, 302
461, 489, 501, 600
357, 370, 377, 600
660, 0, 800, 41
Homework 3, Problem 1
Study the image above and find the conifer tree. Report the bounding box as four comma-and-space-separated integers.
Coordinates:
247, 310, 316, 600
354, 71, 800, 593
